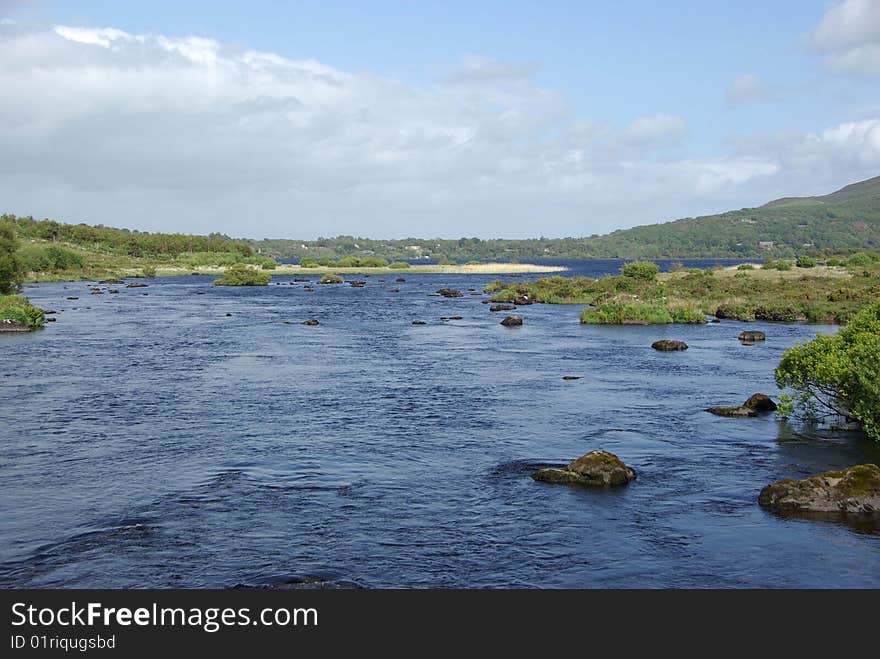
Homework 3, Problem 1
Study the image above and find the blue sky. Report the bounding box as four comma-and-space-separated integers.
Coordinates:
1, 0, 878, 238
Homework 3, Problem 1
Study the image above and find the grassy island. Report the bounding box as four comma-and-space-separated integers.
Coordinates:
0, 295, 44, 330
486, 255, 880, 325
212, 263, 271, 286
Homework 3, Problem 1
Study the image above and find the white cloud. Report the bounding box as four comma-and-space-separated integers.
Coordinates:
0, 22, 876, 238
621, 114, 687, 147
810, 0, 880, 75
726, 73, 773, 105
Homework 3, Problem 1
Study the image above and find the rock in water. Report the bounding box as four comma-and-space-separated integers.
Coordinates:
758, 464, 880, 514
412, 320, 427, 325
562, 376, 582, 380
500, 315, 523, 327
739, 330, 765, 342
489, 304, 517, 312
707, 392, 777, 417
742, 393, 777, 412
126, 282, 148, 288
533, 450, 636, 487
652, 339, 688, 351
436, 288, 463, 298
302, 319, 320, 326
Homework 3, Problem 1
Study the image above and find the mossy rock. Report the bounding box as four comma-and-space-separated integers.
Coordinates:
758, 464, 880, 514
533, 450, 636, 487
652, 339, 688, 351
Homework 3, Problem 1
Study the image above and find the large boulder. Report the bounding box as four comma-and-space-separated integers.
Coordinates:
652, 339, 688, 351
707, 392, 777, 417
743, 393, 777, 412
758, 464, 880, 514
739, 330, 765, 342
500, 315, 523, 327
489, 304, 517, 312
436, 288, 463, 298
533, 450, 636, 487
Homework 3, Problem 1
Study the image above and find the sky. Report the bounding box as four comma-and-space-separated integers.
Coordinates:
1, 0, 879, 239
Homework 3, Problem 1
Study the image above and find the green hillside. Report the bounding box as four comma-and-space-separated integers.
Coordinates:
582, 175, 880, 258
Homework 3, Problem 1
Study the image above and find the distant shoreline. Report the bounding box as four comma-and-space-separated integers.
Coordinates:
131, 262, 569, 277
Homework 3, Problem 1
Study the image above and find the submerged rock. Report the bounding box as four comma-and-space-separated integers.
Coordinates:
739, 330, 765, 342
533, 450, 636, 487
412, 320, 427, 325
758, 464, 880, 514
99, 278, 124, 284
126, 282, 148, 288
707, 392, 777, 417
500, 315, 523, 327
489, 304, 517, 312
562, 376, 582, 380
436, 288, 463, 298
396, 277, 406, 283
440, 316, 463, 321
302, 319, 320, 326
651, 339, 688, 351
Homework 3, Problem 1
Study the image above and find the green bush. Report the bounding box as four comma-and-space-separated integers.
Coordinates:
318, 257, 335, 267
763, 259, 792, 271
388, 261, 410, 269
142, 265, 157, 278
0, 222, 23, 295
826, 258, 843, 267
620, 260, 659, 280
0, 294, 44, 328
17, 245, 85, 271
776, 301, 880, 441
439, 258, 457, 266
846, 252, 876, 267
318, 274, 343, 284
212, 263, 271, 286
736, 263, 755, 270
182, 251, 243, 267
298, 257, 319, 268
796, 255, 816, 268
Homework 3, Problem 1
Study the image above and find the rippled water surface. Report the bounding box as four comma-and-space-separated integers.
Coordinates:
2, 264, 879, 588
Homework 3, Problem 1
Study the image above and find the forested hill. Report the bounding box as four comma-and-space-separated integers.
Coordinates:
579, 174, 880, 258
252, 175, 880, 260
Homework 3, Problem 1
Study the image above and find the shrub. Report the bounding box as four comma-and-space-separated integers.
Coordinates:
318, 274, 343, 284
826, 258, 843, 267
846, 252, 875, 267
212, 263, 271, 286
360, 257, 389, 267
796, 256, 816, 268
0, 294, 44, 328
439, 258, 457, 266
388, 261, 410, 269
142, 265, 157, 278
298, 257, 319, 268
620, 261, 659, 280
737, 263, 755, 270
763, 259, 792, 271
776, 301, 880, 441
0, 222, 23, 294
318, 257, 335, 266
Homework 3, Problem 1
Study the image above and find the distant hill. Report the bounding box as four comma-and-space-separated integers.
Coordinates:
762, 175, 880, 207
579, 174, 880, 258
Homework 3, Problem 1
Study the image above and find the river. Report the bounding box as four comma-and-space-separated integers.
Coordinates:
1, 260, 878, 587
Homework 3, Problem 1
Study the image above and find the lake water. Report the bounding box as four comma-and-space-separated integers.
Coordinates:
2, 260, 879, 588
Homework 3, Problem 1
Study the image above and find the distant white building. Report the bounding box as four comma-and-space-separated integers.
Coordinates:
758, 241, 774, 250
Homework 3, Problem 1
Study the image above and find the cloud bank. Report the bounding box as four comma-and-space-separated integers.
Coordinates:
0, 21, 877, 238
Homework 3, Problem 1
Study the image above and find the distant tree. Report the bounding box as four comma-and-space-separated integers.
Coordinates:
0, 221, 23, 295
